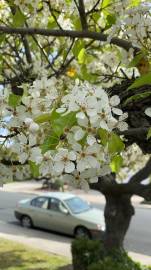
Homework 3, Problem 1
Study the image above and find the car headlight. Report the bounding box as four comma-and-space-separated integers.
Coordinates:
101, 225, 106, 231
97, 224, 105, 231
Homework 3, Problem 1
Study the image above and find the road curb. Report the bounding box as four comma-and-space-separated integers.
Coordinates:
0, 222, 150, 265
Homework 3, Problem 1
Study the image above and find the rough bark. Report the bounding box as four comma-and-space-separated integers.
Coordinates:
103, 194, 135, 251
109, 78, 151, 153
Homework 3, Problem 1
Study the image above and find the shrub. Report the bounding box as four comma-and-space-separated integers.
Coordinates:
71, 239, 151, 270
88, 255, 151, 270
71, 239, 104, 270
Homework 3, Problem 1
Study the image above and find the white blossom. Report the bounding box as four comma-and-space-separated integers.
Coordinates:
145, 107, 151, 117
53, 148, 76, 173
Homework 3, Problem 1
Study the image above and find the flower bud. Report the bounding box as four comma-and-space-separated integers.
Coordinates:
29, 122, 39, 133
24, 118, 33, 126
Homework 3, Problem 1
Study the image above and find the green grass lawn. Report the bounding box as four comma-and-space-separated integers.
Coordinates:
0, 237, 71, 270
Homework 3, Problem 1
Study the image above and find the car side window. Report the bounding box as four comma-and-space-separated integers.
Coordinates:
49, 198, 61, 212
31, 197, 49, 209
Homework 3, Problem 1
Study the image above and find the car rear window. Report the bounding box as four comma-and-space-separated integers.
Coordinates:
31, 197, 49, 209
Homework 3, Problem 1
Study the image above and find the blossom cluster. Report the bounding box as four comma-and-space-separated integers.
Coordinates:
0, 76, 127, 189
3, 0, 151, 189
107, 3, 151, 50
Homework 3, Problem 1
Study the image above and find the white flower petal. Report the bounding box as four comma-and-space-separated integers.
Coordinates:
119, 112, 128, 121
145, 107, 151, 117
29, 134, 37, 146
24, 117, 33, 126
62, 174, 74, 183
77, 116, 88, 127
87, 135, 96, 145
74, 128, 85, 141
100, 120, 109, 130
65, 161, 75, 173
30, 147, 43, 164
18, 133, 27, 144
29, 122, 39, 133
86, 96, 97, 107
19, 153, 28, 164
117, 121, 128, 131
81, 180, 89, 192
112, 107, 123, 115
54, 161, 64, 173
87, 109, 97, 117
110, 95, 120, 106
99, 165, 111, 176
56, 107, 66, 113
76, 111, 86, 119
89, 176, 98, 183
77, 159, 88, 172
81, 168, 96, 178
86, 156, 98, 168
68, 151, 76, 160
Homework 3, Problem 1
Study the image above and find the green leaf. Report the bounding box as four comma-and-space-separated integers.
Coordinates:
35, 110, 60, 124
78, 48, 86, 64
110, 155, 123, 173
123, 91, 151, 106
41, 133, 59, 153
147, 128, 151, 140
102, 0, 115, 16
71, 16, 81, 30
102, 0, 111, 8
53, 112, 77, 137
128, 53, 144, 68
8, 94, 21, 108
29, 161, 39, 178
105, 14, 116, 30
12, 9, 26, 27
99, 128, 109, 146
108, 133, 125, 154
34, 113, 51, 124
92, 11, 101, 22
65, 0, 72, 4
47, 16, 57, 29
80, 65, 98, 82
129, 0, 141, 7
72, 40, 84, 58
49, 110, 61, 121
0, 34, 5, 44
128, 72, 151, 90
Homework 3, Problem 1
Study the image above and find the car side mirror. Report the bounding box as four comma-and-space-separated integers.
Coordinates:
59, 204, 69, 215
61, 208, 69, 215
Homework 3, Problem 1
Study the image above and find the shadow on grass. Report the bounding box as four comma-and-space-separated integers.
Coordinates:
0, 249, 49, 270
57, 265, 73, 270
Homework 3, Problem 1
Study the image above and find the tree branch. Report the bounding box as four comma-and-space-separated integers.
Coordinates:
0, 133, 18, 139
86, 0, 101, 15
77, 0, 88, 30
117, 127, 149, 137
90, 173, 151, 200
1, 159, 27, 166
0, 26, 135, 51
129, 157, 151, 184
21, 35, 32, 63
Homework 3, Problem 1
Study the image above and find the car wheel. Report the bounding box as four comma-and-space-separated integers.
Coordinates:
21, 215, 33, 228
74, 226, 91, 239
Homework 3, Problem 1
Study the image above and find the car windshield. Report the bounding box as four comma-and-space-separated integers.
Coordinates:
64, 197, 90, 214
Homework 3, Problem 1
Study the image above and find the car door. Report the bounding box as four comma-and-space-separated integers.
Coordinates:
46, 197, 75, 235
30, 196, 50, 229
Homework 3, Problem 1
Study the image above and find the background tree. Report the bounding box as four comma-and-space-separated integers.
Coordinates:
0, 0, 151, 252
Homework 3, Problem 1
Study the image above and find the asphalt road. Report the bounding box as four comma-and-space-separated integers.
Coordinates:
0, 191, 151, 257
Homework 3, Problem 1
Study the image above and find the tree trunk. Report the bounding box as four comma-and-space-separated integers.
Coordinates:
103, 194, 135, 251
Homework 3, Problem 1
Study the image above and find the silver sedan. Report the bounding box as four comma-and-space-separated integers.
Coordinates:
15, 192, 105, 239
